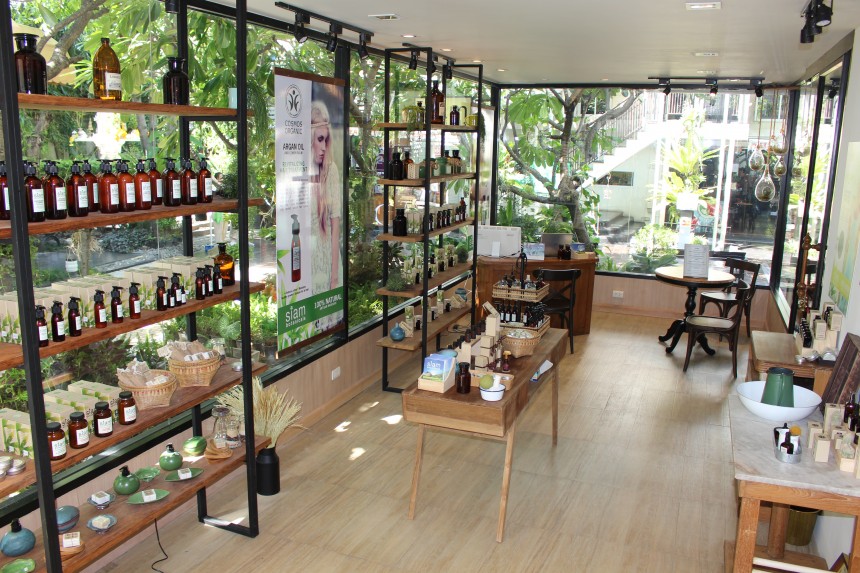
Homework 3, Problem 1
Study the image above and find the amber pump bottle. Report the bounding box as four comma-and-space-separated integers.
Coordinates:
147, 158, 163, 206
203, 265, 214, 297
133, 159, 152, 210
198, 157, 213, 203
162, 157, 181, 207
116, 160, 135, 212
81, 159, 100, 213
98, 159, 119, 214
179, 158, 198, 205
170, 274, 182, 306
24, 161, 45, 222
93, 38, 121, 100
214, 242, 235, 286
66, 161, 89, 217
50, 300, 65, 342
128, 283, 141, 318
212, 266, 224, 295
166, 277, 176, 308
156, 276, 168, 311
67, 297, 82, 336
110, 286, 124, 323
93, 290, 107, 328
0, 161, 8, 221
35, 305, 48, 347
195, 268, 206, 300
42, 160, 67, 220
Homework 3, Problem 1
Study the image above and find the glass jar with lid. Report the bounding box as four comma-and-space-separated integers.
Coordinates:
211, 405, 230, 446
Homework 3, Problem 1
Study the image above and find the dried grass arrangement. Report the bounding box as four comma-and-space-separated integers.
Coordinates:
219, 376, 303, 448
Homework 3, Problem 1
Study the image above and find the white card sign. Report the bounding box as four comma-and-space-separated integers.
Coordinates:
683, 244, 710, 278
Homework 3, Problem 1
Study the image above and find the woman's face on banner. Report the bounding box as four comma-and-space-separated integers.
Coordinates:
313, 125, 329, 166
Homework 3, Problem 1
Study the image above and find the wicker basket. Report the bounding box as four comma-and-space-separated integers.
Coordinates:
118, 370, 178, 410
491, 284, 549, 303
168, 355, 222, 387
501, 318, 550, 339
501, 332, 541, 358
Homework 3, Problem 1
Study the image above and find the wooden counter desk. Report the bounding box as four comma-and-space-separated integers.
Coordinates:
476, 254, 596, 335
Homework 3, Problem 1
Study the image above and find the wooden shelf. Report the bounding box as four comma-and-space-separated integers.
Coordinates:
374, 122, 477, 133
377, 172, 476, 187
17, 94, 241, 118
0, 197, 263, 239
377, 305, 470, 351
376, 266, 471, 298
376, 218, 474, 244
0, 361, 268, 501
0, 434, 270, 573
0, 282, 263, 372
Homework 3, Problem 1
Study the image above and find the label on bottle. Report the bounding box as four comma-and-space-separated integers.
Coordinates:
77, 185, 89, 208
189, 180, 198, 198
124, 182, 135, 204
123, 405, 137, 422
31, 188, 45, 213
217, 277, 223, 291
115, 305, 123, 318
133, 300, 140, 314
140, 180, 151, 202
98, 308, 107, 323
207, 279, 213, 292
38, 324, 48, 341
51, 438, 66, 458
109, 183, 120, 205
105, 72, 122, 92
292, 247, 300, 270
97, 416, 112, 435
75, 427, 89, 445
55, 320, 65, 336
55, 187, 67, 210
204, 178, 213, 197
162, 292, 168, 306
92, 182, 99, 205
2, 188, 7, 210
181, 291, 187, 304
168, 293, 175, 307
172, 180, 181, 199
155, 179, 163, 199
74, 316, 81, 332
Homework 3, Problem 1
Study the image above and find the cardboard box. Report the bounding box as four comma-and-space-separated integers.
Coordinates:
0, 409, 33, 457
836, 445, 857, 472
44, 390, 100, 428
813, 435, 831, 463
824, 403, 845, 435
67, 381, 122, 412
43, 402, 76, 441
807, 421, 823, 449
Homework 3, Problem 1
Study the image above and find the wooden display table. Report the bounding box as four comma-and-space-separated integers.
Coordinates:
747, 331, 833, 394
476, 255, 595, 335
402, 329, 568, 542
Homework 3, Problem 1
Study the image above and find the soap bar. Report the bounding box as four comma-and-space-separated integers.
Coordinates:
814, 436, 831, 463
824, 403, 845, 435
91, 491, 111, 505
178, 468, 192, 479
807, 421, 823, 449
91, 515, 111, 529
141, 489, 157, 502
62, 532, 80, 548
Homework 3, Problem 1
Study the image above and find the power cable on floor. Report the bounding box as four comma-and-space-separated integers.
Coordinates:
150, 518, 169, 573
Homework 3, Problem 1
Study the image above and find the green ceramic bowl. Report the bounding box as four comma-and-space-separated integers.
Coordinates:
133, 466, 160, 483
1, 559, 36, 573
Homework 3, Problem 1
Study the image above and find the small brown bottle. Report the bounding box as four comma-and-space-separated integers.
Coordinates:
212, 266, 224, 295
128, 283, 141, 318
93, 290, 107, 328
162, 158, 181, 207
24, 162, 46, 222
156, 276, 168, 311
214, 242, 235, 286
0, 161, 8, 221
170, 274, 182, 307
430, 80, 445, 125
47, 422, 66, 460
203, 265, 214, 297
66, 161, 89, 217
197, 157, 213, 203
42, 160, 67, 220
93, 401, 113, 438
67, 297, 82, 337
35, 305, 49, 347
116, 159, 135, 212
81, 159, 100, 213
98, 159, 119, 214
93, 38, 121, 101
179, 158, 198, 205
117, 391, 136, 425
195, 268, 206, 300
13, 33, 47, 95
50, 300, 65, 342
147, 158, 163, 206
133, 159, 152, 210
68, 411, 88, 449
110, 286, 124, 323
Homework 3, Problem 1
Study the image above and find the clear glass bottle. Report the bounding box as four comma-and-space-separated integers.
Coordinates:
93, 38, 122, 101
13, 33, 47, 95
212, 405, 230, 446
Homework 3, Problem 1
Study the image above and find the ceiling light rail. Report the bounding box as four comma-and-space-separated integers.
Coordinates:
274, 2, 374, 56
648, 76, 765, 95
800, 0, 833, 44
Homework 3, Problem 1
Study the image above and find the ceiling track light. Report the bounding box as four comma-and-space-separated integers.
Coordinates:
162, 0, 179, 15
829, 79, 840, 99
705, 79, 718, 96
293, 11, 310, 44
358, 32, 371, 60
408, 50, 418, 70
325, 22, 341, 52
814, 0, 833, 26
444, 63, 453, 80
800, 0, 830, 44
275, 3, 374, 57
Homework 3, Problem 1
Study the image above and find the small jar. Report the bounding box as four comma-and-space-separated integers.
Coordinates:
68, 411, 89, 449
392, 208, 408, 236
502, 351, 512, 373
212, 405, 230, 446
47, 422, 66, 460
93, 401, 113, 438
118, 391, 137, 425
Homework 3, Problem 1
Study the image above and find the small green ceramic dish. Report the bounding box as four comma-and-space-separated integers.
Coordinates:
133, 466, 160, 483
1, 558, 36, 573
127, 489, 169, 505
164, 467, 203, 482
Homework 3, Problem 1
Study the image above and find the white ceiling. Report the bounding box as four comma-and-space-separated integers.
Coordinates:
238, 0, 858, 86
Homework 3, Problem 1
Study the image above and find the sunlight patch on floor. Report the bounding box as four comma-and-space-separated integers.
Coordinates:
358, 401, 380, 413
381, 414, 402, 425
334, 421, 351, 432
349, 447, 366, 461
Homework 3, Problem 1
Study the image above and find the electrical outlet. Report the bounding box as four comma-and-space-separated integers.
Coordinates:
331, 366, 341, 381
612, 290, 624, 299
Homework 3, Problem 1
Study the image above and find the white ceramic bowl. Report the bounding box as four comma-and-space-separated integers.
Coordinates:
736, 381, 822, 422
480, 384, 506, 402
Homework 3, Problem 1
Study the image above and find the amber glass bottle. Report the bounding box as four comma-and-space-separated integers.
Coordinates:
24, 162, 46, 223
162, 158, 181, 207
116, 160, 135, 212
133, 159, 152, 210
0, 161, 9, 221
430, 80, 445, 124
81, 159, 100, 213
198, 157, 213, 203
13, 33, 47, 95
42, 161, 67, 220
93, 38, 121, 100
147, 158, 163, 206
214, 242, 235, 286
35, 305, 48, 347
179, 158, 198, 205
68, 412, 88, 449
66, 161, 89, 217
98, 159, 119, 214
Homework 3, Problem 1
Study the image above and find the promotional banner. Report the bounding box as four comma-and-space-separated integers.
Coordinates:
274, 69, 345, 352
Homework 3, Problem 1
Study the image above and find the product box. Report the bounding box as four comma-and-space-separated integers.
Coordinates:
813, 435, 831, 462
67, 381, 122, 412
44, 390, 100, 429
836, 444, 857, 472
43, 402, 76, 441
417, 354, 456, 393
0, 409, 33, 457
807, 421, 823, 448
824, 403, 845, 435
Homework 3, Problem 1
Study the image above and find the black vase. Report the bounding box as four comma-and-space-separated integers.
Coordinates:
256, 446, 280, 495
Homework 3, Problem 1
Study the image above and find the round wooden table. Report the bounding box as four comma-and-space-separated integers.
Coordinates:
655, 265, 736, 354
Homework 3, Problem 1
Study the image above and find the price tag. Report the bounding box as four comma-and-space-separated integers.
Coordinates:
142, 489, 157, 502
62, 532, 81, 548
214, 438, 227, 449
178, 468, 192, 480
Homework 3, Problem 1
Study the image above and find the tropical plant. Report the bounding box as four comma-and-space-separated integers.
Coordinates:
622, 224, 679, 274
58, 337, 134, 386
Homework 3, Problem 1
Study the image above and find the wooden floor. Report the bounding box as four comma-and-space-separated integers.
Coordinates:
99, 312, 812, 572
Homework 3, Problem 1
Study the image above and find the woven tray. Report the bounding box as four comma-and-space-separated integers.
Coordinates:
501, 318, 550, 339
501, 332, 541, 358
168, 355, 222, 387
491, 284, 549, 302
118, 370, 178, 410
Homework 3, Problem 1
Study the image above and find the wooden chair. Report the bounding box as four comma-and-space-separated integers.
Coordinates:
684, 281, 752, 378
698, 258, 760, 337
536, 268, 581, 353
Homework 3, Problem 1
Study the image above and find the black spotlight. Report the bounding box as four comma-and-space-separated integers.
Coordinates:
293, 12, 309, 44
663, 85, 671, 95
408, 50, 418, 70
163, 0, 179, 14
444, 63, 453, 80
428, 60, 436, 75
326, 23, 341, 53
709, 82, 718, 96
358, 32, 371, 60
815, 0, 832, 26
755, 85, 763, 98
829, 80, 840, 99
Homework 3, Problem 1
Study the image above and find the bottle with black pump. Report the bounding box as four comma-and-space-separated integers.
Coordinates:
155, 276, 168, 311
212, 265, 223, 294
179, 158, 198, 205
133, 158, 152, 210
49, 300, 65, 342
172, 273, 187, 305
203, 265, 214, 297
67, 297, 82, 336
110, 286, 124, 323
0, 161, 9, 220
116, 159, 135, 212
93, 290, 107, 328
35, 305, 48, 347
128, 283, 141, 318
24, 162, 45, 222
42, 160, 67, 220
147, 158, 163, 205
81, 159, 99, 213
166, 279, 176, 308
198, 157, 213, 203
66, 161, 89, 217
162, 157, 181, 207
195, 268, 206, 300
98, 159, 119, 213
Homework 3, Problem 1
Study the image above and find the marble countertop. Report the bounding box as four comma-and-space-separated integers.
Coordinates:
729, 394, 860, 496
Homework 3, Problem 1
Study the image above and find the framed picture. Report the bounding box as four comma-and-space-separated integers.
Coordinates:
821, 333, 860, 412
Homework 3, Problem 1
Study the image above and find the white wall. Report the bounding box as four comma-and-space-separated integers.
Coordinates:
593, 144, 656, 222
